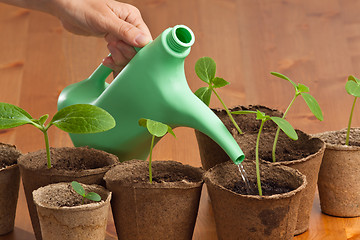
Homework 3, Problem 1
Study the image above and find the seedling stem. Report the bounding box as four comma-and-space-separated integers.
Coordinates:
270, 72, 323, 162
212, 88, 243, 134
256, 120, 265, 196
194, 57, 243, 135
139, 118, 176, 183
272, 94, 298, 162
149, 135, 155, 183
232, 110, 298, 196
346, 97, 357, 145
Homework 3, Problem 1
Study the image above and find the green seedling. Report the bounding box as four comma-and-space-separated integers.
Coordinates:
139, 118, 176, 183
345, 75, 360, 145
0, 103, 115, 169
71, 181, 101, 204
232, 110, 298, 196
270, 72, 323, 162
194, 57, 243, 134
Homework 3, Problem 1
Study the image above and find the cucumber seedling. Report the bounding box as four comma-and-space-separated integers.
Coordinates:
71, 181, 101, 204
0, 103, 115, 168
345, 75, 360, 145
194, 57, 243, 134
232, 110, 298, 196
138, 118, 176, 183
270, 72, 323, 162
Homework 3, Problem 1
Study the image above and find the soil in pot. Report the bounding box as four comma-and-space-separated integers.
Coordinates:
316, 128, 360, 217
33, 182, 111, 240
236, 129, 325, 235
18, 146, 118, 240
104, 160, 204, 240
204, 160, 306, 240
0, 143, 21, 235
195, 105, 283, 170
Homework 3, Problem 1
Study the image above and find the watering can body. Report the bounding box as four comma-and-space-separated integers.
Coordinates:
58, 25, 244, 164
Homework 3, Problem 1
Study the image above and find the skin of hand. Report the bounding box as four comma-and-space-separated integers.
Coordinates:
49, 0, 152, 75
0, 0, 152, 75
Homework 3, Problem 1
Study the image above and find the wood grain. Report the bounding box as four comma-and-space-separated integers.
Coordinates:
0, 1, 359, 239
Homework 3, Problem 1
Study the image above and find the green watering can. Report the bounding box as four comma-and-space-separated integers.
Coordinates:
57, 25, 244, 164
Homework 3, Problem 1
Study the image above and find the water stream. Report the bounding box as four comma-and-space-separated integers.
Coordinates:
238, 162, 252, 194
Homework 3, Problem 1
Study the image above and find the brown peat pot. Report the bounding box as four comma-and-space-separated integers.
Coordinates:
196, 105, 325, 235
316, 128, 360, 217
104, 160, 204, 240
18, 147, 118, 240
33, 182, 111, 240
0, 143, 21, 235
204, 161, 307, 240
237, 130, 325, 235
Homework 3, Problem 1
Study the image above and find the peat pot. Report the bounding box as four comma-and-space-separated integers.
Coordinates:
195, 105, 282, 170
196, 105, 325, 235
104, 160, 204, 240
18, 147, 118, 240
237, 130, 325, 235
33, 182, 111, 240
204, 161, 307, 240
0, 143, 21, 235
316, 128, 360, 217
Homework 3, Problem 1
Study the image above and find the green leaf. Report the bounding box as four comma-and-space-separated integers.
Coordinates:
146, 119, 168, 137
270, 117, 298, 140
300, 93, 324, 121
38, 114, 49, 125
195, 57, 216, 83
194, 87, 212, 106
212, 77, 229, 88
297, 84, 309, 93
167, 126, 176, 137
71, 181, 85, 197
85, 192, 101, 202
271, 72, 297, 89
50, 104, 115, 134
138, 118, 147, 128
231, 110, 257, 115
256, 110, 267, 120
348, 75, 360, 84
0, 102, 34, 129
345, 80, 360, 97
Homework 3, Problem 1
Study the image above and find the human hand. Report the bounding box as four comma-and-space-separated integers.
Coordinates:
51, 0, 152, 75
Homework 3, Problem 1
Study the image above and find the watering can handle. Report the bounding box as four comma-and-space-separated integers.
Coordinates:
95, 46, 141, 79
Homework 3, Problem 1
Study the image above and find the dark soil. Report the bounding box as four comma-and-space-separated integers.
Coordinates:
152, 172, 200, 183
317, 128, 360, 147
0, 143, 21, 169
227, 179, 295, 196
213, 105, 283, 134
235, 130, 320, 163
205, 161, 305, 197
105, 160, 204, 186
19, 147, 117, 171
52, 157, 100, 171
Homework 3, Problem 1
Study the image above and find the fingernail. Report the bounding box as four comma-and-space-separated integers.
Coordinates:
135, 33, 150, 46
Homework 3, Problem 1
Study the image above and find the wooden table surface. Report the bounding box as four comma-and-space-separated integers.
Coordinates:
0, 0, 359, 239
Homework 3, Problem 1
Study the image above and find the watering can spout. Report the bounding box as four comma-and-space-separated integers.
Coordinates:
58, 24, 244, 165
169, 91, 245, 165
